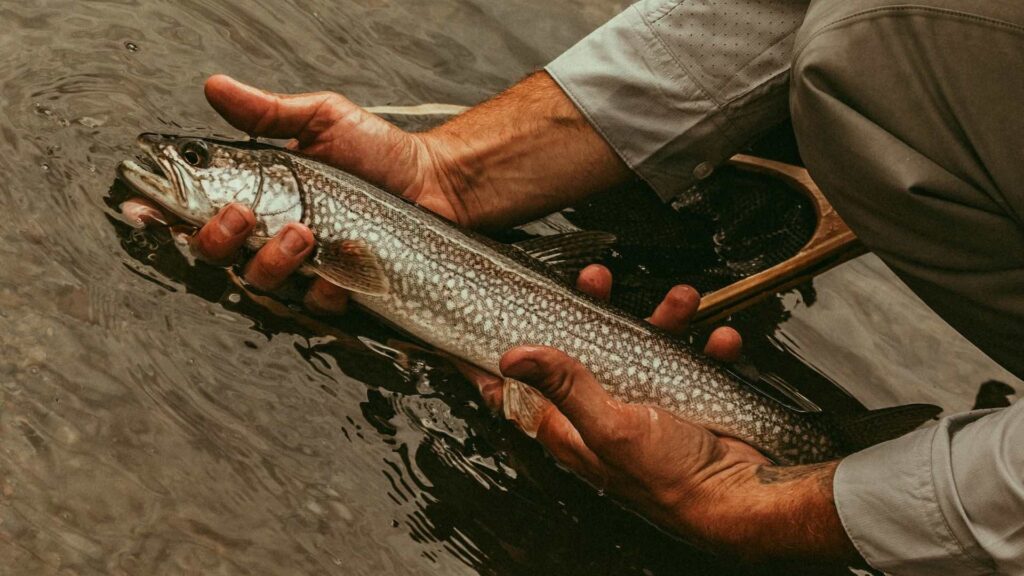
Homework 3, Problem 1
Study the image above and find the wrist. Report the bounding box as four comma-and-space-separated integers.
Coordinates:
419, 71, 630, 230
685, 460, 861, 564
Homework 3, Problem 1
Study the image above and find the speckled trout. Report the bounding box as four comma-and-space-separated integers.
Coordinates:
118, 134, 939, 465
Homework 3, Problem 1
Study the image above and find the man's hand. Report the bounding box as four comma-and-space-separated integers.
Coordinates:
115, 74, 864, 565
498, 342, 861, 564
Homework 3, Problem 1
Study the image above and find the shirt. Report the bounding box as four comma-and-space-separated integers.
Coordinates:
544, 1, 1024, 573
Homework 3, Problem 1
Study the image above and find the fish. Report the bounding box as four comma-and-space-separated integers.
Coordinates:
117, 133, 940, 465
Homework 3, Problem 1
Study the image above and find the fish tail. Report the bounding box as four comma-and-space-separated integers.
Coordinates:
502, 379, 553, 438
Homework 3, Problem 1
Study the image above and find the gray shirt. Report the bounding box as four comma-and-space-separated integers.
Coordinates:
545, 1, 1024, 573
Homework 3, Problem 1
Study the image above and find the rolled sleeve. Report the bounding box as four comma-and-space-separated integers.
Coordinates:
546, 0, 808, 200
836, 403, 1024, 575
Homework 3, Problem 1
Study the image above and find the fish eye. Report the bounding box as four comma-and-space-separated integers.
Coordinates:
179, 140, 210, 168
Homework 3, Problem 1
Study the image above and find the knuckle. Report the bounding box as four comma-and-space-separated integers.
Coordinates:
542, 369, 575, 406
542, 357, 586, 404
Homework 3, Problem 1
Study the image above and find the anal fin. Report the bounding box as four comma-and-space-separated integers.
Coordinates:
830, 403, 943, 452
503, 379, 554, 438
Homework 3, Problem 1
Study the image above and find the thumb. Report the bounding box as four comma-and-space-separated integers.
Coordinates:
204, 74, 352, 141
500, 346, 628, 452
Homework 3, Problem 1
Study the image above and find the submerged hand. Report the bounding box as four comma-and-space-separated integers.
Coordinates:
498, 343, 859, 564
463, 265, 742, 410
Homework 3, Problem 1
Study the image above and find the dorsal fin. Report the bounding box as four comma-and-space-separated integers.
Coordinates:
829, 404, 943, 452
726, 365, 942, 450
512, 231, 616, 279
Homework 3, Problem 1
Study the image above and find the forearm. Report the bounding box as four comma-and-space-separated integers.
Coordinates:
685, 461, 861, 565
421, 71, 630, 229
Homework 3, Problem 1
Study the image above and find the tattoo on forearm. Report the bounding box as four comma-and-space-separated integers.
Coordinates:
756, 462, 834, 490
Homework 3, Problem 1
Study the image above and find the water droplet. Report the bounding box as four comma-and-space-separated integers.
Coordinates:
227, 292, 241, 304
124, 41, 139, 52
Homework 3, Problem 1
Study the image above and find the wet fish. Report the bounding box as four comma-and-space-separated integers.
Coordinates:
118, 134, 938, 465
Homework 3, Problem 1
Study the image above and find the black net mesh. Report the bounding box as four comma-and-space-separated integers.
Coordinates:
562, 164, 816, 317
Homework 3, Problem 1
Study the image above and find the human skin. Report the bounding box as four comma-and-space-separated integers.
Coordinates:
123, 72, 859, 564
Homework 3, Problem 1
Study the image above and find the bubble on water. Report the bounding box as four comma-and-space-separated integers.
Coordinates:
226, 292, 241, 304
124, 41, 138, 52
77, 116, 106, 128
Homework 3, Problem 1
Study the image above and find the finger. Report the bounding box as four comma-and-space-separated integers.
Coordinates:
646, 285, 700, 336
205, 74, 351, 143
449, 358, 506, 412
243, 223, 315, 291
534, 404, 608, 485
704, 327, 743, 363
575, 264, 612, 301
192, 203, 256, 263
120, 198, 172, 228
304, 278, 349, 315
500, 346, 628, 453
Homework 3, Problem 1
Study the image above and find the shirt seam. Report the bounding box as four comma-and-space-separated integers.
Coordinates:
832, 467, 878, 571
929, 420, 999, 573
648, 0, 686, 25
794, 5, 1024, 56
635, 3, 740, 167
636, 2, 721, 112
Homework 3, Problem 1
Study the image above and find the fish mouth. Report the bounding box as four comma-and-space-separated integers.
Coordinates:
117, 134, 184, 216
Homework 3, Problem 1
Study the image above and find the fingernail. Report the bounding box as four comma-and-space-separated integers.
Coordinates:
220, 205, 249, 235
279, 227, 309, 256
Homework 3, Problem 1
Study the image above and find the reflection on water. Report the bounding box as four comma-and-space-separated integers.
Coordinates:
0, 1, 1018, 575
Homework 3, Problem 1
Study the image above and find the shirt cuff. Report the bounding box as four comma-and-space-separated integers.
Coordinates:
545, 5, 736, 201
834, 413, 996, 575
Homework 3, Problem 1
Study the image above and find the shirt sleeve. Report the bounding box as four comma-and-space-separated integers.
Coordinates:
545, 0, 809, 201
835, 402, 1024, 575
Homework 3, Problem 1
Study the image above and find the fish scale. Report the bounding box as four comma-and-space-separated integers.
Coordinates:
120, 135, 938, 467
290, 156, 834, 464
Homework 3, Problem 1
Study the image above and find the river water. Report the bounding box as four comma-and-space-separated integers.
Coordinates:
1, 2, 1019, 575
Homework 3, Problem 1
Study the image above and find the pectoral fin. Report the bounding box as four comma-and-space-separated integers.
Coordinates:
307, 239, 390, 295
726, 364, 823, 413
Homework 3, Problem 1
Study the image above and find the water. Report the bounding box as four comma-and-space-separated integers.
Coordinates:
1, 1, 1019, 575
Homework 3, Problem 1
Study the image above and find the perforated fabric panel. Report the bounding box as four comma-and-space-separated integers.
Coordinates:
547, 0, 808, 199
646, 0, 808, 102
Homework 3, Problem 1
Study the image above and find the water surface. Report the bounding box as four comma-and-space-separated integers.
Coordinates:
1, 2, 1018, 575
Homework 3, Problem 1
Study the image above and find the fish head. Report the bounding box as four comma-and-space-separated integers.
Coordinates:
118, 133, 289, 225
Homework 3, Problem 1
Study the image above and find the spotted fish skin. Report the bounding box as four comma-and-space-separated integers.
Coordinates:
121, 135, 841, 465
